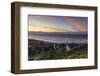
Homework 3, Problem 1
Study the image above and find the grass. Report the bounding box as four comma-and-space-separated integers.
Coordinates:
63, 47, 87, 59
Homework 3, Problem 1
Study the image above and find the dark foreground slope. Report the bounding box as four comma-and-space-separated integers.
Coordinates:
28, 39, 88, 61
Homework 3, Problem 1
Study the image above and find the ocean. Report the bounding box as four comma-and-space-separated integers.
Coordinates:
28, 32, 88, 44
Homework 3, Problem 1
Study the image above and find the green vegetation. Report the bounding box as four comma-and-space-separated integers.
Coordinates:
63, 47, 87, 59
28, 39, 88, 61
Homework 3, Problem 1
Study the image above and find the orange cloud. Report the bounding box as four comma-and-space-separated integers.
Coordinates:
29, 24, 68, 32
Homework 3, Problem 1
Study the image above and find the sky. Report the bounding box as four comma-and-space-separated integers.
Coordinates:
28, 15, 88, 32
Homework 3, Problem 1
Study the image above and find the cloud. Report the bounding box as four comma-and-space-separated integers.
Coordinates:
29, 15, 88, 32
29, 24, 68, 32
64, 17, 88, 32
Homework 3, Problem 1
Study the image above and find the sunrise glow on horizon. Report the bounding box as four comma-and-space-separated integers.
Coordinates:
29, 24, 69, 32
28, 15, 88, 32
